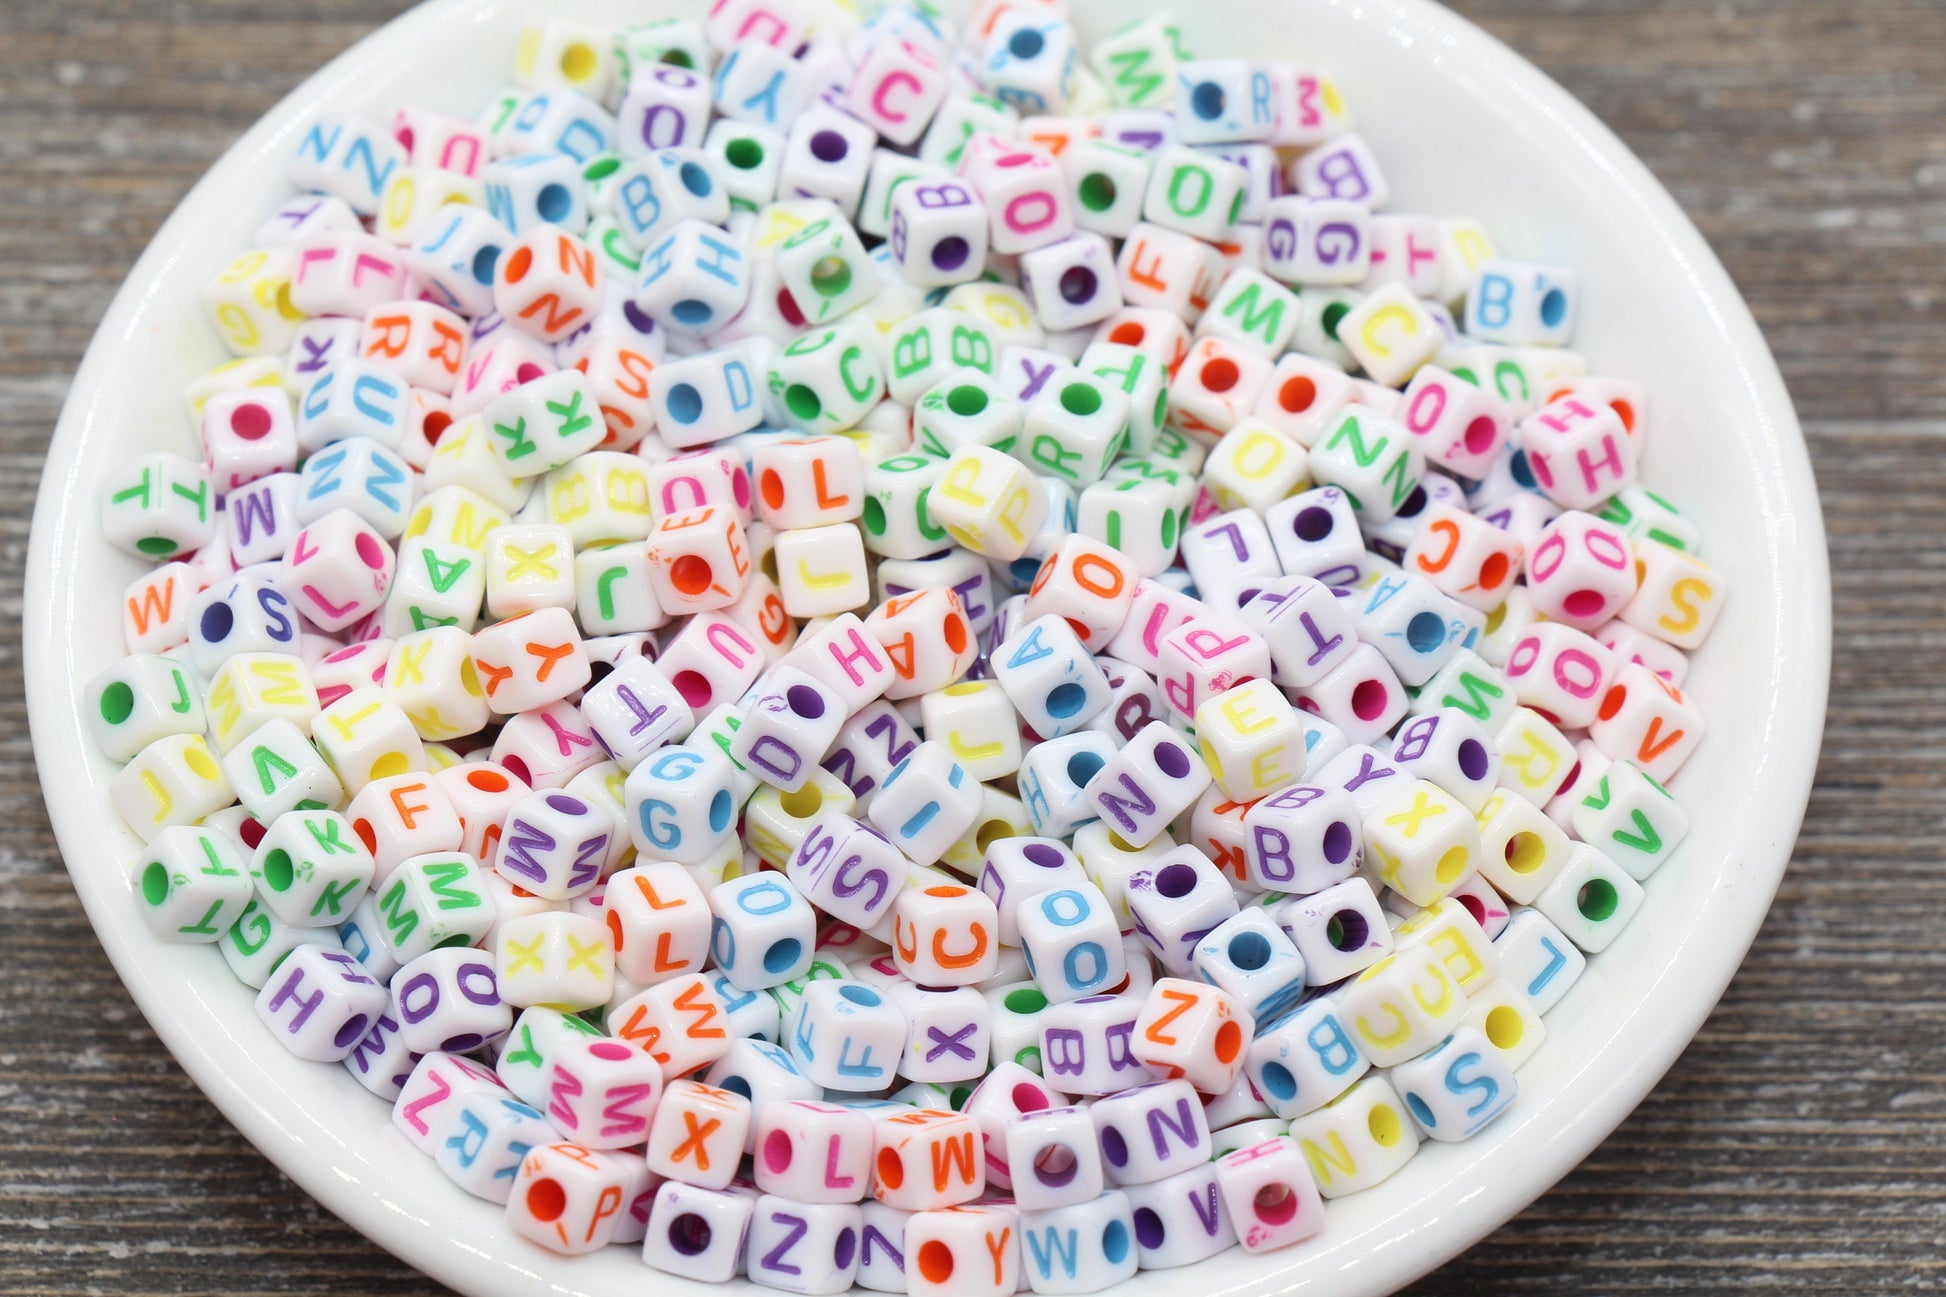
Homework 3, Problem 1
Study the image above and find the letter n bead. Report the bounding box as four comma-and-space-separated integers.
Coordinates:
1083, 721, 1211, 848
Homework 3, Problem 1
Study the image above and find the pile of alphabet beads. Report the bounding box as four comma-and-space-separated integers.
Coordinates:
87, 0, 1730, 1289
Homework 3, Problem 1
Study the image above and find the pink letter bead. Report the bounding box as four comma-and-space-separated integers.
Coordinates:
1211, 1138, 1325, 1256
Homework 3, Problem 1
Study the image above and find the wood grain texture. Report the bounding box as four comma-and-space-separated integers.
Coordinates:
1, 0, 1939, 1291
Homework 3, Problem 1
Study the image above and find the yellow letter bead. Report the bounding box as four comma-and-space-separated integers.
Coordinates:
100, 452, 216, 561
1392, 896, 1500, 993
494, 911, 615, 1011
1587, 662, 1705, 784
408, 479, 517, 552
132, 824, 255, 942
382, 626, 491, 742
1200, 419, 1311, 515
1618, 537, 1726, 651
912, 371, 1024, 458
541, 451, 654, 546
920, 682, 1023, 783
1459, 977, 1547, 1072
1390, 1025, 1517, 1142
1472, 788, 1575, 903
1338, 281, 1443, 388
483, 522, 577, 619
311, 687, 428, 793
774, 523, 871, 618
221, 718, 345, 820
927, 446, 1049, 561
202, 247, 306, 358
1195, 679, 1307, 801
1571, 759, 1689, 881
1337, 944, 1466, 1067
645, 506, 754, 616
752, 437, 867, 530
1494, 705, 1578, 806
1284, 1073, 1419, 1199
86, 654, 208, 763
1361, 779, 1481, 908
111, 732, 235, 842
469, 605, 593, 714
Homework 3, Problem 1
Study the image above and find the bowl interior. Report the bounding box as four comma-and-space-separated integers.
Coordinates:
23, 1, 1829, 1295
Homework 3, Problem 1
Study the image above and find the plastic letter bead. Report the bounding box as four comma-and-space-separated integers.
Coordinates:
1214, 1137, 1325, 1253
508, 1141, 641, 1255
873, 1108, 985, 1210
710, 873, 817, 991
1082, 722, 1210, 848
92, 20, 1733, 1279
643, 1179, 755, 1280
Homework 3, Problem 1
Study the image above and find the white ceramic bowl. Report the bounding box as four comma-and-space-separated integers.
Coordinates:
24, 0, 1829, 1293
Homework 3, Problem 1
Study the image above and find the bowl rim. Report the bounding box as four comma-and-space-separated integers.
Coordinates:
23, 0, 1831, 1294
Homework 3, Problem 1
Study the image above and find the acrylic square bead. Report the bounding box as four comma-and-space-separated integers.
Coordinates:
643, 1179, 755, 1280
891, 883, 999, 987
1118, 1161, 1236, 1269
1245, 996, 1369, 1120
1392, 1025, 1519, 1142
640, 1078, 750, 1187
256, 941, 391, 1061
992, 615, 1112, 739
1587, 661, 1705, 782
1192, 909, 1308, 1026
508, 1141, 641, 1255
873, 1107, 985, 1211
1016, 881, 1126, 1006
1283, 1072, 1419, 1199
1130, 978, 1252, 1094
609, 973, 736, 1080
890, 983, 993, 1085
867, 742, 983, 868
1214, 1136, 1326, 1253
754, 1099, 876, 1203
1240, 782, 1362, 894
867, 588, 981, 701
1125, 849, 1238, 977
709, 872, 818, 991
132, 824, 254, 942
745, 1194, 865, 1294
787, 980, 908, 1092
1571, 759, 1689, 880
1618, 538, 1725, 651
1082, 721, 1210, 848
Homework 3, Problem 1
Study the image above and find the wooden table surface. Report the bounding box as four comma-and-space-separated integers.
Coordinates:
3, 1, 1940, 1291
